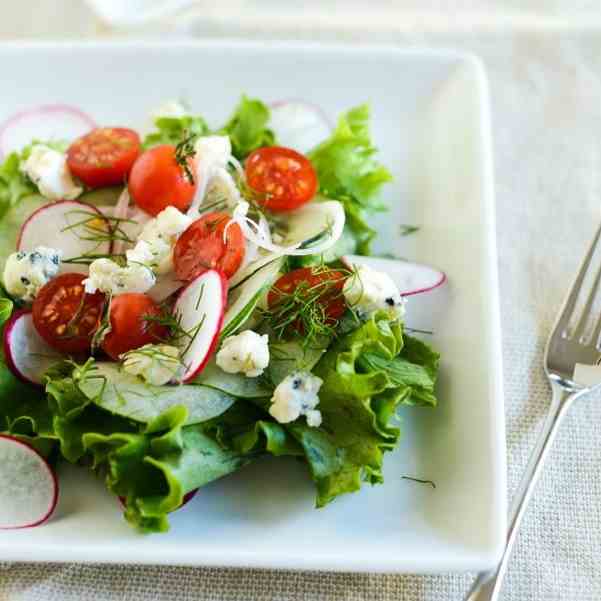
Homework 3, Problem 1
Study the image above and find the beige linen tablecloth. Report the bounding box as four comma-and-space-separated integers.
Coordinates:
1, 8, 601, 599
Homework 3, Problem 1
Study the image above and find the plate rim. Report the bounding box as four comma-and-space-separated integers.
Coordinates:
0, 40, 506, 573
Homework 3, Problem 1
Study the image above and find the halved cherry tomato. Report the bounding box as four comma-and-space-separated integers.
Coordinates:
32, 273, 105, 353
267, 267, 347, 332
245, 146, 318, 213
128, 144, 197, 216
67, 127, 141, 188
173, 212, 245, 281
101, 293, 167, 360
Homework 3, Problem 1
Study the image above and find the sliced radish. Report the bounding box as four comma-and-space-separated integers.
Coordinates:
99, 204, 152, 249
270, 100, 332, 154
0, 104, 95, 158
173, 269, 226, 382
342, 255, 446, 296
0, 435, 58, 529
3, 310, 63, 386
18, 200, 111, 274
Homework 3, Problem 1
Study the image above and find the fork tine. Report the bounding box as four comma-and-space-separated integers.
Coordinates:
557, 221, 601, 335
573, 261, 601, 340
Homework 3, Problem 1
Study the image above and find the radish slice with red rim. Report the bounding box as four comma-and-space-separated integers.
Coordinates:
0, 435, 59, 529
18, 200, 111, 274
0, 104, 95, 158
269, 100, 332, 154
342, 255, 446, 296
3, 310, 63, 386
173, 269, 226, 382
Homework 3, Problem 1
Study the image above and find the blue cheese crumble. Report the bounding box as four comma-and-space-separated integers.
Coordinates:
343, 264, 405, 318
269, 371, 323, 427
3, 247, 62, 302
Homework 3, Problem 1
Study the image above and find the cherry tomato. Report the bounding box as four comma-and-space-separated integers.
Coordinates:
267, 267, 347, 331
128, 144, 197, 216
245, 146, 318, 213
32, 273, 105, 353
67, 127, 141, 188
173, 212, 245, 281
101, 293, 167, 360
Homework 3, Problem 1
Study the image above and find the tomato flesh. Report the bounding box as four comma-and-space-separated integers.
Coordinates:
173, 212, 245, 281
268, 267, 347, 333
101, 293, 167, 360
245, 146, 318, 212
128, 144, 197, 216
67, 127, 141, 188
32, 273, 105, 353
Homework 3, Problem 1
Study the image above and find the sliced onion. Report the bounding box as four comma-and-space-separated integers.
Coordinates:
110, 189, 131, 256
229, 200, 344, 257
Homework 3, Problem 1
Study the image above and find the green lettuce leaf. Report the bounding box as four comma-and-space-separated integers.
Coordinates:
282, 312, 410, 506
43, 358, 284, 533
0, 356, 57, 457
0, 139, 66, 219
308, 105, 391, 255
143, 115, 210, 149
218, 95, 274, 159
359, 334, 440, 407
84, 402, 271, 533
45, 360, 137, 462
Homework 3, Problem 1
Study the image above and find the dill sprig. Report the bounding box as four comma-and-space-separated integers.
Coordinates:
197, 197, 228, 216
259, 266, 348, 347
401, 475, 436, 489
143, 304, 206, 357
62, 210, 136, 247
91, 294, 112, 351
175, 131, 197, 185
62, 253, 126, 266
120, 344, 185, 382
399, 224, 420, 237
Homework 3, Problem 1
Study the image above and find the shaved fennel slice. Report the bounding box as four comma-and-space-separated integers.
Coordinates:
229, 200, 344, 257
111, 188, 131, 256
187, 158, 210, 216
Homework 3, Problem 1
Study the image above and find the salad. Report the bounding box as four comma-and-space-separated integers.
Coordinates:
0, 97, 444, 533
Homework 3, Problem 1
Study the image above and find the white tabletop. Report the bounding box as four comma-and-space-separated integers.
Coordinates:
2, 4, 601, 601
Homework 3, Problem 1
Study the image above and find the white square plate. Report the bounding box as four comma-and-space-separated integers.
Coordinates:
0, 41, 505, 573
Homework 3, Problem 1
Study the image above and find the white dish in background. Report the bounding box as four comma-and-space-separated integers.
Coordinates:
0, 41, 505, 573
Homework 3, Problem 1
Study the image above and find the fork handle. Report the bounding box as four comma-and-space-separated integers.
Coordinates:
465, 383, 579, 601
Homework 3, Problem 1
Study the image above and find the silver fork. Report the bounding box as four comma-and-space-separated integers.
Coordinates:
465, 223, 601, 601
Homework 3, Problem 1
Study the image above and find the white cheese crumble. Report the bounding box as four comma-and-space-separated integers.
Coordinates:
83, 258, 155, 296
121, 344, 184, 386
21, 144, 82, 201
3, 247, 62, 302
151, 100, 189, 120
269, 371, 323, 428
188, 135, 244, 216
216, 330, 270, 378
343, 264, 405, 318
194, 135, 232, 170
126, 206, 192, 274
